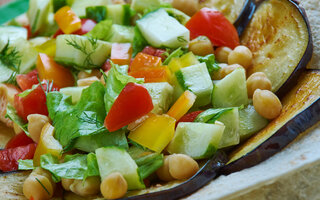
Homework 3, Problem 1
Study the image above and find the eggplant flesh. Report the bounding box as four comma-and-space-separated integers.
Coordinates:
223, 70, 320, 174
242, 0, 310, 93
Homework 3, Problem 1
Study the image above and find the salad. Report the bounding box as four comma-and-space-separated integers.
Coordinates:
0, 0, 284, 199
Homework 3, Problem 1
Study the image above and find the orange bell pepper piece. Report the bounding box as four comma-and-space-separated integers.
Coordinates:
111, 43, 132, 66
130, 52, 162, 72
129, 66, 171, 83
167, 90, 197, 121
36, 53, 75, 88
54, 6, 81, 34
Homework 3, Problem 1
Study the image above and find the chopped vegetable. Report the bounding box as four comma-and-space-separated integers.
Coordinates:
54, 6, 82, 34
5, 132, 33, 149
16, 70, 38, 91
128, 114, 176, 153
0, 143, 37, 172
167, 90, 196, 121
36, 53, 75, 88
33, 123, 63, 166
130, 53, 162, 72
186, 8, 239, 49
104, 82, 153, 132
111, 43, 132, 66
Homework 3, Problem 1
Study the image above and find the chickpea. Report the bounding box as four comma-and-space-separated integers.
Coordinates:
253, 89, 282, 120
228, 45, 253, 69
168, 154, 199, 180
215, 47, 232, 63
247, 72, 272, 98
61, 178, 74, 191
23, 168, 56, 200
189, 36, 214, 56
69, 176, 101, 196
156, 156, 175, 182
77, 69, 101, 79
220, 64, 245, 79
100, 172, 128, 199
77, 76, 100, 87
27, 114, 50, 143
172, 0, 199, 16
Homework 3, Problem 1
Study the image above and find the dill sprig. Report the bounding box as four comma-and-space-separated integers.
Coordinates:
65, 36, 99, 68
35, 177, 51, 195
37, 76, 56, 96
0, 40, 21, 84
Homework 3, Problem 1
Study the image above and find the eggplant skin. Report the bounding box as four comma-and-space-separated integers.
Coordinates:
241, 0, 310, 93
222, 70, 320, 174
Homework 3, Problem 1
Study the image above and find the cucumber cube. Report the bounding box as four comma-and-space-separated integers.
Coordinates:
167, 122, 225, 159
28, 0, 51, 34
107, 24, 135, 43
71, 0, 112, 17
175, 63, 213, 107
239, 104, 269, 141
212, 68, 249, 108
96, 146, 145, 190
60, 86, 87, 104
131, 0, 162, 13
143, 82, 174, 114
137, 9, 189, 48
55, 34, 111, 70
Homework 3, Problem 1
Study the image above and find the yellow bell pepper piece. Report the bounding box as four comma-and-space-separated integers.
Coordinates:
128, 114, 176, 153
33, 123, 63, 166
54, 6, 81, 34
35, 39, 57, 57
167, 90, 196, 121
168, 52, 199, 73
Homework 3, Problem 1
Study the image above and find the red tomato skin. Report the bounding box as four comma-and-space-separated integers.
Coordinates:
176, 111, 204, 128
5, 132, 34, 149
104, 83, 154, 132
16, 70, 39, 91
53, 19, 96, 38
0, 143, 37, 172
142, 46, 167, 61
14, 81, 59, 121
186, 8, 239, 49
23, 25, 32, 39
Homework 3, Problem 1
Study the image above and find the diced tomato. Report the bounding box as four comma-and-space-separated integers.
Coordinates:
23, 25, 32, 39
37, 53, 75, 88
176, 111, 204, 127
142, 46, 167, 61
53, 19, 96, 38
0, 143, 37, 172
14, 81, 59, 121
111, 43, 132, 66
104, 83, 153, 132
5, 132, 34, 149
102, 59, 112, 72
73, 19, 97, 35
130, 53, 162, 72
16, 70, 39, 91
186, 8, 239, 49
53, 29, 64, 38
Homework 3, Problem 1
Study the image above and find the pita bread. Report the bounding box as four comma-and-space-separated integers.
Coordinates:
300, 0, 320, 69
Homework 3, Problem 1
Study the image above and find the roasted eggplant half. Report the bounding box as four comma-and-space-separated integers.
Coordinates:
241, 0, 312, 96
0, 0, 317, 199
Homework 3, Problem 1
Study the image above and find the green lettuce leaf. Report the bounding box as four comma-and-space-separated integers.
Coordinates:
162, 47, 184, 65
197, 54, 220, 76
47, 81, 107, 151
5, 104, 29, 135
18, 159, 34, 170
85, 19, 113, 41
40, 154, 88, 182
132, 26, 148, 57
84, 153, 100, 180
104, 64, 143, 113
86, 6, 107, 23
128, 147, 164, 180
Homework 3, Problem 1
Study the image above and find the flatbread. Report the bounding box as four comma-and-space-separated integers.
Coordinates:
300, 0, 320, 69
